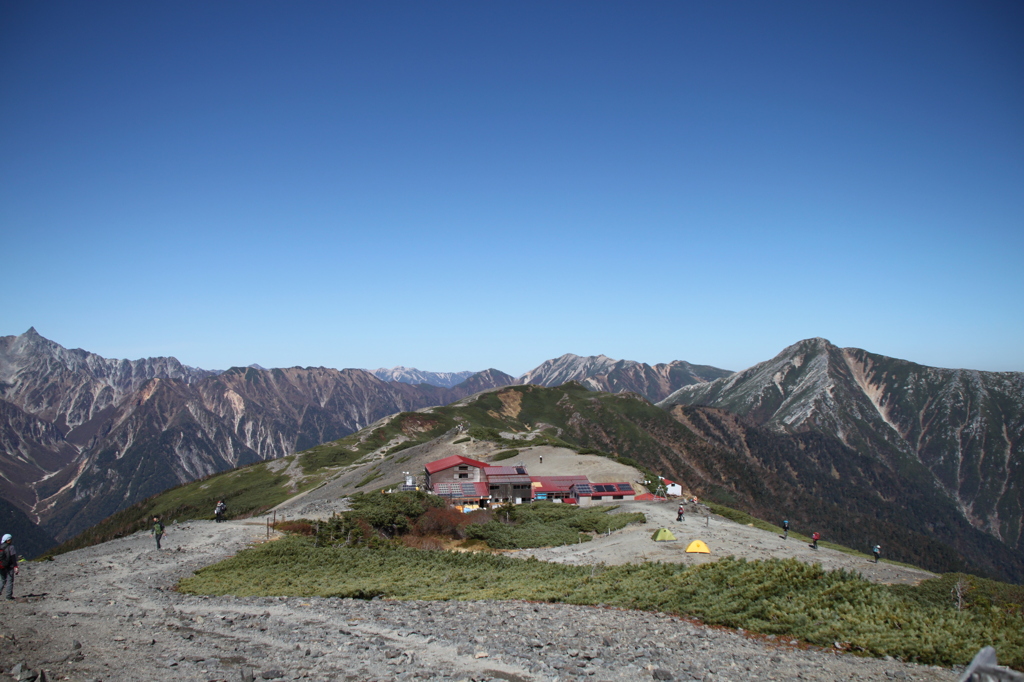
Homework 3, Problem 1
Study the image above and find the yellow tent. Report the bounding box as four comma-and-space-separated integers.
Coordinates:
686, 540, 710, 553
651, 528, 676, 542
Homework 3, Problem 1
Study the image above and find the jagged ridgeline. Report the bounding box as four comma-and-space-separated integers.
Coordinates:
44, 383, 1024, 583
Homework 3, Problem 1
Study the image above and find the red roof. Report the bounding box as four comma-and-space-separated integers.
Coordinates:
529, 475, 590, 493
483, 466, 528, 476
661, 478, 678, 486
425, 455, 489, 475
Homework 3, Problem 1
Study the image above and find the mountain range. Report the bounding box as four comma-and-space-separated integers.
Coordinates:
57, 380, 1024, 583
0, 329, 722, 547
5, 328, 1022, 580
660, 338, 1024, 563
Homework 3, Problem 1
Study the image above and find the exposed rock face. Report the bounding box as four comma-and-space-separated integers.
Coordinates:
0, 496, 56, 559
660, 338, 1024, 557
518, 353, 731, 402
0, 330, 515, 541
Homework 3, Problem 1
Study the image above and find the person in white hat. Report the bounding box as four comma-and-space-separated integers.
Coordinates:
0, 534, 17, 600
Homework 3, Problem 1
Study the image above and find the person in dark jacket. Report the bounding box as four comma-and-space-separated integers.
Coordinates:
0, 534, 18, 600
873, 544, 881, 563
151, 517, 165, 550
782, 519, 789, 540
215, 501, 227, 523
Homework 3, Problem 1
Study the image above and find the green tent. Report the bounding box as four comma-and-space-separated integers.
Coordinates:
651, 527, 676, 542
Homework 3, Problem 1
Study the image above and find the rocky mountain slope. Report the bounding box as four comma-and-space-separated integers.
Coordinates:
517, 353, 731, 402
0, 330, 730, 545
660, 338, 1024, 560
0, 496, 56, 560
370, 366, 477, 388
0, 329, 516, 542
64, 383, 1024, 582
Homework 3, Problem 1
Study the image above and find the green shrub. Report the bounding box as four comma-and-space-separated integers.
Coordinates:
180, 540, 1024, 668
467, 426, 502, 442
463, 502, 644, 549
453, 437, 471, 444
492, 449, 520, 461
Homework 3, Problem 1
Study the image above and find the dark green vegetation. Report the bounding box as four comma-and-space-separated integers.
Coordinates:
179, 536, 1024, 668
661, 339, 1024, 583
305, 382, 1023, 582
48, 382, 1024, 583
41, 458, 314, 558
466, 501, 645, 549
307, 491, 644, 551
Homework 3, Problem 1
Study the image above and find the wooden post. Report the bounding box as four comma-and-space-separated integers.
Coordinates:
266, 517, 270, 540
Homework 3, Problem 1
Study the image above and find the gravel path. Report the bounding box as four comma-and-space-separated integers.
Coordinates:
518, 500, 936, 586
0, 516, 962, 682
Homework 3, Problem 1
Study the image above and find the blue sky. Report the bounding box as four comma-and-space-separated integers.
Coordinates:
2, 1, 1022, 375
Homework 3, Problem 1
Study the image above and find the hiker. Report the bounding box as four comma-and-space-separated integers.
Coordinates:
0, 534, 19, 600
873, 544, 881, 563
539, 455, 543, 464
782, 519, 789, 540
215, 500, 227, 523
676, 504, 685, 522
811, 532, 820, 550
151, 516, 165, 549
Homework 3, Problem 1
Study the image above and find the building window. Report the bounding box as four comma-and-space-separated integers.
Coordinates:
458, 473, 469, 479
613, 495, 623, 500
490, 485, 499, 491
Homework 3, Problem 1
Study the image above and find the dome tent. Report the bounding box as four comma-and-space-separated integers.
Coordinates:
650, 528, 676, 542
685, 540, 710, 553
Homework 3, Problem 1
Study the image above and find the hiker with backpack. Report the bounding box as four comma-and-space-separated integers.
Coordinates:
873, 544, 881, 563
151, 516, 165, 549
676, 503, 685, 522
811, 532, 820, 550
782, 519, 789, 540
215, 500, 227, 523
1, 534, 19, 600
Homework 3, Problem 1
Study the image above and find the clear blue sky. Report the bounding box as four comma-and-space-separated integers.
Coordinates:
2, 1, 1022, 375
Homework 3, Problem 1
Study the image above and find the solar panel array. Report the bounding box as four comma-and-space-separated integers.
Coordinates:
585, 483, 634, 494
573, 483, 593, 495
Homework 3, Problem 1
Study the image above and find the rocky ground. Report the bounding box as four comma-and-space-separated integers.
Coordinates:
1, 508, 965, 682
518, 499, 936, 586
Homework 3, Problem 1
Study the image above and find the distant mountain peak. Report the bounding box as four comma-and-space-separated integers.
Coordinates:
370, 367, 477, 389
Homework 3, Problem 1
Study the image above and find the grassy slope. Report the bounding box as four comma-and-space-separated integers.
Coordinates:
179, 536, 1024, 669
43, 383, 1023, 583
41, 457, 319, 557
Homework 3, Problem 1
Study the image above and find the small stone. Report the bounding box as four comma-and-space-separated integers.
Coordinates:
239, 667, 255, 682
71, 641, 82, 650
261, 671, 285, 680
474, 652, 489, 659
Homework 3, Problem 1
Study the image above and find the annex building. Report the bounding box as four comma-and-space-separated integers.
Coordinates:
424, 455, 635, 509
